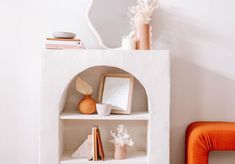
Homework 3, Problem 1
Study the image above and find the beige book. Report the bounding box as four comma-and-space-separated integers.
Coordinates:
93, 126, 98, 161
46, 38, 80, 41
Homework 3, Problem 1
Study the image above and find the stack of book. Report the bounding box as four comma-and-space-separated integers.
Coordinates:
45, 38, 85, 49
88, 126, 105, 161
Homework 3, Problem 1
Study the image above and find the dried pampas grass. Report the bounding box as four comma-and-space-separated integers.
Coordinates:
76, 77, 93, 95
128, 0, 160, 31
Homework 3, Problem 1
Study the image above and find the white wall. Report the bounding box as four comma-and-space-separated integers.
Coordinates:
0, 0, 42, 163
0, 0, 234, 163
154, 0, 235, 163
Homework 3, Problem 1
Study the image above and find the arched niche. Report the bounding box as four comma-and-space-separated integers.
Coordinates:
62, 65, 148, 114
59, 66, 149, 156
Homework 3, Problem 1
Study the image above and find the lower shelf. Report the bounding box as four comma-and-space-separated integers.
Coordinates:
60, 151, 147, 164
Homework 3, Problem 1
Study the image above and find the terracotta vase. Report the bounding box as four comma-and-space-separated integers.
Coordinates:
136, 23, 150, 50
114, 145, 127, 160
77, 95, 96, 114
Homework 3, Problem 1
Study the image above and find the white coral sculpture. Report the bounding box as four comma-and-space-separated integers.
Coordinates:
128, 0, 160, 31
110, 125, 134, 147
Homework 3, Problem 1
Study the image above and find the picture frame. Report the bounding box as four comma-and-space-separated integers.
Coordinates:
98, 74, 134, 114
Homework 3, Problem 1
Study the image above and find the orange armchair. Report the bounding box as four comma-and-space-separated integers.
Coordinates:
186, 122, 235, 164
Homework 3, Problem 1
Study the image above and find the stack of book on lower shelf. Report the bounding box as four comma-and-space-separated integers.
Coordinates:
88, 126, 105, 161
45, 38, 85, 49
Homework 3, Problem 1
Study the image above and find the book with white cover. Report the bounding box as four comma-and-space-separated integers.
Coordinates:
45, 44, 83, 49
46, 40, 81, 46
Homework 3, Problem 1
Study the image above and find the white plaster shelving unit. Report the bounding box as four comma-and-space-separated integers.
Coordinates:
40, 49, 170, 164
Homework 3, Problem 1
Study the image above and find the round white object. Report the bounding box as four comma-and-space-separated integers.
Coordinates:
53, 32, 76, 39
96, 103, 112, 116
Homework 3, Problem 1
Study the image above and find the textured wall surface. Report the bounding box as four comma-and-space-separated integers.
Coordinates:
154, 1, 235, 163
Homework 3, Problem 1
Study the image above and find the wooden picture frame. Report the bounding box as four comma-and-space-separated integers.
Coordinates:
98, 74, 134, 114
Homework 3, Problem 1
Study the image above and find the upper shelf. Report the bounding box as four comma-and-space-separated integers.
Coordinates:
60, 111, 149, 121
43, 49, 169, 57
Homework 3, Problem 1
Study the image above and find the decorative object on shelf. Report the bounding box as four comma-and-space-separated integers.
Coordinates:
53, 31, 76, 39
72, 126, 105, 161
136, 22, 150, 49
122, 35, 136, 50
78, 95, 96, 114
110, 125, 134, 160
45, 37, 85, 50
72, 139, 88, 158
128, 0, 159, 49
96, 103, 112, 116
98, 74, 134, 114
87, 135, 93, 160
76, 77, 96, 114
86, 0, 136, 49
88, 126, 105, 161
114, 144, 127, 160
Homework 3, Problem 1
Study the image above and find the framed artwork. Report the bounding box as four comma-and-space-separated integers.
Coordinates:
98, 74, 134, 114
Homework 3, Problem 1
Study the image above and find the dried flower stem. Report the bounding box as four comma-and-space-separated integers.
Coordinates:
128, 0, 160, 31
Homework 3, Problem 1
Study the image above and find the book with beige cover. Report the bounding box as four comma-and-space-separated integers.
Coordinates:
88, 126, 105, 161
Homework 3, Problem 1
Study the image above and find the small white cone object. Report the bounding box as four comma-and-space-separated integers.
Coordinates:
72, 139, 88, 158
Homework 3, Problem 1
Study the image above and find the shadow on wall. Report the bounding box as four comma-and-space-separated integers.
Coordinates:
152, 6, 230, 52
150, 4, 235, 164
170, 57, 235, 164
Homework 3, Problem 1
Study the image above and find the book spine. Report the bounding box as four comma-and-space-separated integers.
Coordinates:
94, 126, 98, 161
47, 38, 80, 41
92, 127, 95, 161
97, 127, 105, 160
45, 44, 83, 49
46, 40, 81, 46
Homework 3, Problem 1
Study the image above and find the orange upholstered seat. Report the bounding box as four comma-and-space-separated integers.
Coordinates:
186, 122, 235, 164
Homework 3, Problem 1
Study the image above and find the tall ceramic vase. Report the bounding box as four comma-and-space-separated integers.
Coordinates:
77, 95, 96, 114
136, 22, 151, 50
